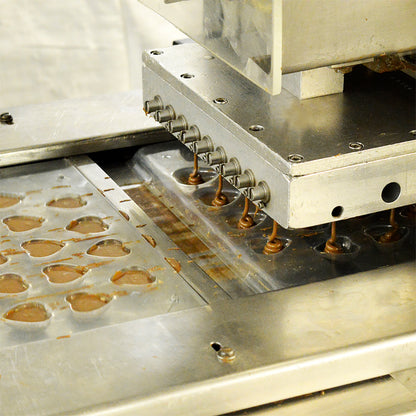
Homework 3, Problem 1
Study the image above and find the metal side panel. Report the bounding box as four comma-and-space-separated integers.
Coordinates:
0, 91, 170, 167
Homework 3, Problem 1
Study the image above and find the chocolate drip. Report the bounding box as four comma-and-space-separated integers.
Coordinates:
324, 222, 343, 254
187, 154, 204, 185
263, 220, 284, 254
212, 175, 229, 206
379, 209, 401, 243
238, 197, 254, 229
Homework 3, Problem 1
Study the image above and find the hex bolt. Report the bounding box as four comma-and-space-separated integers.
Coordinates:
207, 147, 227, 165
234, 169, 255, 188
167, 115, 188, 133
179, 126, 200, 144
0, 112, 13, 125
247, 181, 270, 204
221, 158, 241, 177
217, 347, 236, 363
144, 96, 163, 113
193, 136, 214, 154
154, 105, 175, 123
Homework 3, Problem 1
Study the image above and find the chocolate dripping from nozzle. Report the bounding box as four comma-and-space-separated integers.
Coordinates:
263, 220, 284, 254
238, 197, 254, 229
379, 208, 401, 243
211, 175, 229, 206
324, 222, 343, 254
187, 154, 204, 185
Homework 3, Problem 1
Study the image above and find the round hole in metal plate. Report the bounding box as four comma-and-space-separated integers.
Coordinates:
382, 182, 401, 203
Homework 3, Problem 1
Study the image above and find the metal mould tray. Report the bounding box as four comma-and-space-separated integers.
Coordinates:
132, 141, 416, 298
0, 158, 205, 350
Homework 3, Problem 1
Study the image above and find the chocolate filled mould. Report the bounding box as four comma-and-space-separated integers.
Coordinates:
132, 142, 415, 297
0, 158, 205, 349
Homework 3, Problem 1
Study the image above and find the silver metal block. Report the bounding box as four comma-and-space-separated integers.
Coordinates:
282, 67, 344, 99
142, 44, 416, 228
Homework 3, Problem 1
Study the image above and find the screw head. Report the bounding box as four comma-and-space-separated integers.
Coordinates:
217, 347, 236, 363
249, 125, 264, 132
180, 73, 194, 79
349, 142, 364, 150
0, 112, 13, 125
288, 154, 304, 163
213, 97, 228, 105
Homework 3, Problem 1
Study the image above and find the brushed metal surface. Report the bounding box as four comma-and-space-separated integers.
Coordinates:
0, 91, 169, 167
1, 261, 415, 415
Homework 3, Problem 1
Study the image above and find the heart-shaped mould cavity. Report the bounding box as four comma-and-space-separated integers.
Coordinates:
110, 267, 157, 292
3, 302, 52, 331
87, 239, 130, 257
66, 292, 113, 321
173, 167, 217, 185
3, 216, 44, 232
43, 264, 87, 284
66, 216, 109, 234
364, 225, 409, 253
313, 236, 360, 262
0, 273, 29, 295
22, 239, 65, 257
0, 193, 22, 209
47, 195, 86, 208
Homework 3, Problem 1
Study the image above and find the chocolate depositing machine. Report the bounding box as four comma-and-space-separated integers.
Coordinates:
0, 1, 416, 415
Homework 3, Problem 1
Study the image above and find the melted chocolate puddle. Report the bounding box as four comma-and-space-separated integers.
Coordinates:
5, 302, 49, 322
0, 194, 21, 208
87, 240, 130, 257
43, 264, 86, 283
22, 240, 65, 257
66, 292, 111, 312
66, 216, 108, 234
47, 196, 85, 208
111, 269, 153, 286
0, 274, 28, 293
3, 216, 44, 232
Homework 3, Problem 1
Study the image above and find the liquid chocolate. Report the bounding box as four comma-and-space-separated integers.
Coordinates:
238, 197, 255, 229
0, 274, 28, 293
87, 240, 130, 257
22, 240, 65, 257
263, 221, 284, 254
324, 222, 343, 254
111, 269, 153, 286
379, 209, 401, 243
5, 303, 49, 322
67, 292, 111, 312
0, 194, 21, 208
211, 175, 229, 207
187, 154, 204, 185
3, 216, 44, 232
66, 217, 108, 234
47, 196, 85, 208
44, 265, 85, 283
